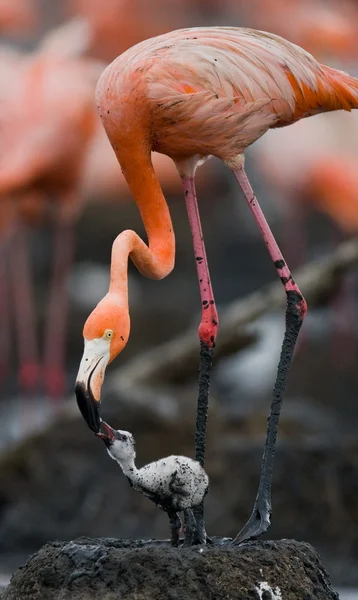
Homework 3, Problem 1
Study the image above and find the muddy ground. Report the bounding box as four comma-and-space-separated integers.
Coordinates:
0, 393, 358, 587
1, 200, 358, 589
3, 538, 338, 600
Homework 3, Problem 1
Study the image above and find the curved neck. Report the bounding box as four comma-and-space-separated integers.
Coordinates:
108, 147, 176, 301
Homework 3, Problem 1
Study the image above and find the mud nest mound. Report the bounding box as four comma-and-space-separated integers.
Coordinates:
3, 537, 338, 600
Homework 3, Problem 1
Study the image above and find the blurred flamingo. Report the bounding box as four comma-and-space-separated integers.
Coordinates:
251, 110, 358, 367
223, 0, 358, 63
0, 46, 30, 388
0, 0, 38, 37
0, 199, 16, 385
66, 0, 191, 61
0, 19, 102, 398
252, 110, 358, 229
75, 26, 358, 545
306, 156, 358, 368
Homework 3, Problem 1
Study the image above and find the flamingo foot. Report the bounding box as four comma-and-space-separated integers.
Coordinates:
232, 499, 271, 545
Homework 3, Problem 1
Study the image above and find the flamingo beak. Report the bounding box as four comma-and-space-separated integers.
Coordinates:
75, 339, 110, 433
96, 420, 117, 443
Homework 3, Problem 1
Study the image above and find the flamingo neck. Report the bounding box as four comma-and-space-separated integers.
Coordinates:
108, 146, 176, 305
116, 455, 137, 479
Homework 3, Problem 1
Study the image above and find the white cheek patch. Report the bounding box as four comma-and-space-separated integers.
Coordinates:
76, 337, 111, 381
84, 337, 111, 358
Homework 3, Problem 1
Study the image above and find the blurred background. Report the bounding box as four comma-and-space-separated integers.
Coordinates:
0, 0, 358, 595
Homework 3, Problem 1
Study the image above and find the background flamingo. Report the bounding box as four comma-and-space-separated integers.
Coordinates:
211, 0, 358, 63
0, 0, 38, 38
0, 20, 102, 398
251, 110, 358, 368
66, 0, 193, 62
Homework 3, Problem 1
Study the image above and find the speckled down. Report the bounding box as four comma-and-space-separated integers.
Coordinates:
106, 429, 209, 510
2, 538, 339, 600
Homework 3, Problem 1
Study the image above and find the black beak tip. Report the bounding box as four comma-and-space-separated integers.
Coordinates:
75, 382, 101, 433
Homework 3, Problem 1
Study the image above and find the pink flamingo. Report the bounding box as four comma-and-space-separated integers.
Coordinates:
81, 120, 182, 202
0, 20, 102, 398
227, 0, 358, 62
75, 27, 358, 544
252, 110, 358, 367
0, 0, 38, 37
81, 117, 213, 203
66, 0, 190, 62
307, 156, 358, 369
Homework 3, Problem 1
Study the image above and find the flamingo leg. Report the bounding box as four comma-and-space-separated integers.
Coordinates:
232, 164, 307, 545
0, 233, 12, 384
183, 508, 196, 547
167, 509, 181, 548
282, 200, 308, 353
181, 176, 219, 545
43, 221, 76, 401
9, 225, 39, 392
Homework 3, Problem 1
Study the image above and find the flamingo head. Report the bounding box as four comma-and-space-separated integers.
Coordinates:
96, 421, 136, 463
75, 294, 130, 433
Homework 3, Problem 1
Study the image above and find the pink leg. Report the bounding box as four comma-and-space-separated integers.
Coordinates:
182, 176, 219, 544
9, 226, 39, 392
43, 222, 75, 401
0, 234, 12, 384
232, 165, 307, 545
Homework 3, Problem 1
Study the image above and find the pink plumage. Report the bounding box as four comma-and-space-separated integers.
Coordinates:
97, 27, 358, 173
77, 26, 358, 546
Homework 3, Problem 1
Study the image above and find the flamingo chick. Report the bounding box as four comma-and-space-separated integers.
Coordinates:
75, 26, 358, 544
97, 421, 209, 547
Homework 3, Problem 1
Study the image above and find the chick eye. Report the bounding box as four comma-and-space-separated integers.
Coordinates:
104, 329, 113, 340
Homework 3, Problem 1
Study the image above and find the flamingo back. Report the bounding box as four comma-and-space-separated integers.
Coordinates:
96, 27, 358, 164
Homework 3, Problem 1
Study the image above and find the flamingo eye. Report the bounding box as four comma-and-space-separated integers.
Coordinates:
104, 329, 114, 341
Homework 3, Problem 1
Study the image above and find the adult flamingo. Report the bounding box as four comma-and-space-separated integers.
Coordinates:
75, 27, 358, 544
0, 0, 38, 38
0, 20, 102, 397
67, 0, 189, 62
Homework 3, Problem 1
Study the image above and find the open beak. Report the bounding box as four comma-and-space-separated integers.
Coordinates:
96, 420, 117, 441
75, 339, 109, 433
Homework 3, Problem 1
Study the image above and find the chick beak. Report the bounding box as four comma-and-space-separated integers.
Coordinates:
75, 340, 109, 433
96, 420, 117, 442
